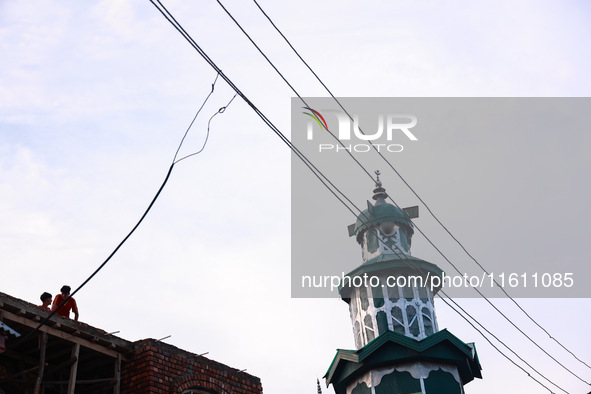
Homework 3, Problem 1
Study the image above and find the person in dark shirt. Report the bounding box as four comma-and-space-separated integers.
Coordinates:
39, 292, 52, 311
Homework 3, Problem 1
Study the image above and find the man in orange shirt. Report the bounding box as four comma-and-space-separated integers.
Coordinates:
52, 285, 79, 321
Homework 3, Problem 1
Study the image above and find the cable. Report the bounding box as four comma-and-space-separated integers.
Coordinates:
385, 191, 590, 384
173, 73, 220, 163
13, 74, 226, 347
148, 2, 584, 390
339, 212, 565, 393
361, 217, 567, 393
251, 0, 591, 371
215, 0, 376, 185
241, 0, 591, 378
217, 0, 590, 384
175, 93, 237, 164
438, 295, 557, 394
149, 0, 363, 220
14, 163, 174, 347
439, 291, 566, 393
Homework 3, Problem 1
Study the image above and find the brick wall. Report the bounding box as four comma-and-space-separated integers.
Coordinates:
121, 339, 263, 394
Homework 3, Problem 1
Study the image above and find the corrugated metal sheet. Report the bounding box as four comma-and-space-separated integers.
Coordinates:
0, 321, 21, 338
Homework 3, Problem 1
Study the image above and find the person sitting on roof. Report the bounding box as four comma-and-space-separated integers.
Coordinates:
38, 292, 52, 311
52, 285, 79, 321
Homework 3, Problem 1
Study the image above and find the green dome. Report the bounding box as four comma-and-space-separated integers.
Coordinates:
353, 202, 414, 240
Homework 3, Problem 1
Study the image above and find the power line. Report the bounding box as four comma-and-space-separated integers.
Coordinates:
361, 213, 568, 393
375, 229, 567, 392
438, 295, 558, 394
245, 0, 591, 374
175, 93, 237, 164
214, 0, 377, 186
147, 3, 582, 391
148, 0, 364, 219
13, 74, 230, 346
344, 210, 566, 393
439, 291, 567, 393
173, 73, 220, 163
213, 0, 589, 384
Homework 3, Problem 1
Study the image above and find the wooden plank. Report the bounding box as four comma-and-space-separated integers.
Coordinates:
1, 311, 128, 361
67, 343, 80, 394
1, 348, 39, 365
34, 332, 47, 394
43, 378, 115, 385
114, 353, 121, 394
5, 364, 39, 379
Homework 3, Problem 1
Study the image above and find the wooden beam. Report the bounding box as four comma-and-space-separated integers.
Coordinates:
43, 356, 77, 376
34, 332, 47, 394
4, 364, 39, 379
1, 311, 128, 361
1, 348, 39, 365
43, 377, 115, 385
114, 353, 121, 394
67, 343, 80, 394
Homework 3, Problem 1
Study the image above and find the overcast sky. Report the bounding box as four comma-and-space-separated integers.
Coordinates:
1, 1, 591, 393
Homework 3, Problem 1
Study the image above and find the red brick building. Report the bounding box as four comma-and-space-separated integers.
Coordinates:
0, 292, 262, 394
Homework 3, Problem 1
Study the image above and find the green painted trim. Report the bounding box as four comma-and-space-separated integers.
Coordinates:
325, 329, 482, 393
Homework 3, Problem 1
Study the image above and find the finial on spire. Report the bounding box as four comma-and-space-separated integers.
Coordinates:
372, 170, 388, 205
375, 170, 382, 186
317, 378, 323, 394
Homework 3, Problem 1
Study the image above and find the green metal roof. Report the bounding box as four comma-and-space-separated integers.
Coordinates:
354, 202, 414, 239
325, 329, 482, 392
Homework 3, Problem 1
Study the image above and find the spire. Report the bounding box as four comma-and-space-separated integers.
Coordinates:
317, 378, 323, 394
372, 170, 388, 205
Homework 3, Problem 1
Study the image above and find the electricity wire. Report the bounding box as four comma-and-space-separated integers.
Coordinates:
251, 0, 591, 372
13, 75, 229, 346
148, 1, 586, 390
372, 231, 565, 392
149, 0, 362, 218
439, 291, 566, 393
214, 0, 375, 184
173, 73, 220, 163
438, 295, 557, 393
336, 210, 565, 393
356, 211, 567, 393
216, 0, 591, 385
216, 0, 590, 385
175, 93, 237, 164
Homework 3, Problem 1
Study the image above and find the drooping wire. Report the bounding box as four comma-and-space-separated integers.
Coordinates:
13, 163, 174, 347
251, 0, 591, 372
173, 73, 220, 163
175, 93, 237, 164
13, 74, 225, 347
149, 0, 362, 220
148, 3, 580, 391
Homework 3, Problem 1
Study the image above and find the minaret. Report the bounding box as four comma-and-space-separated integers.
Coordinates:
325, 173, 482, 394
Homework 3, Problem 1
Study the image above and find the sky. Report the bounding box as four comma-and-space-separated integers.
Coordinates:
1, 1, 591, 393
